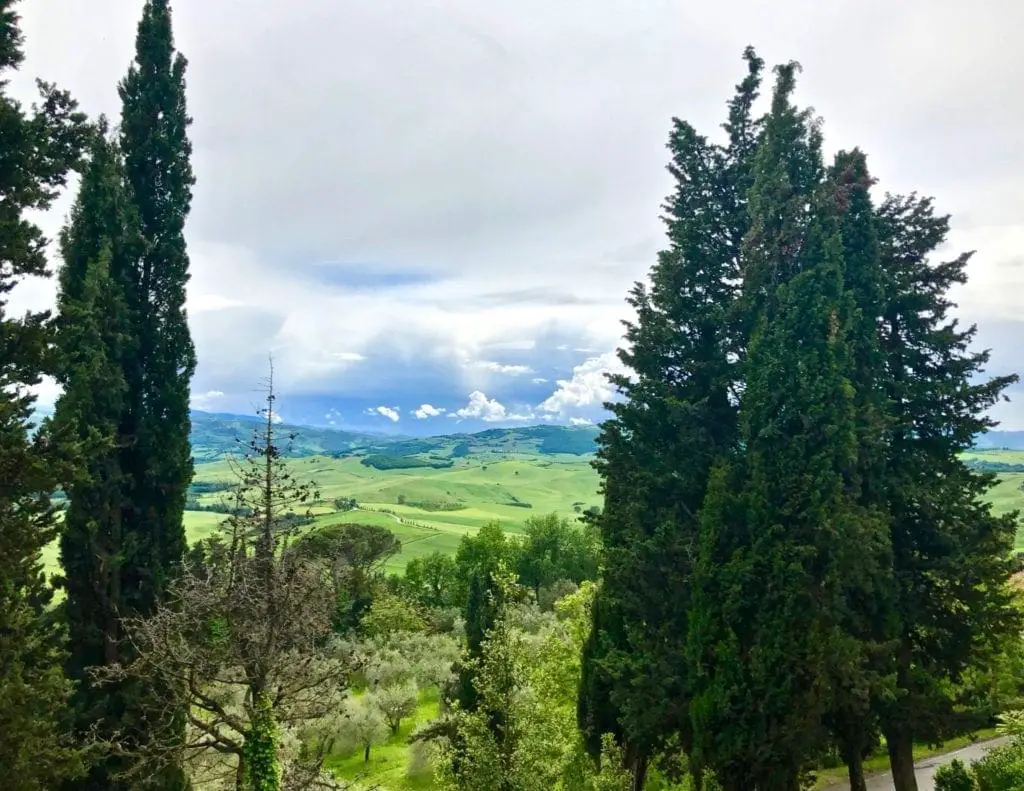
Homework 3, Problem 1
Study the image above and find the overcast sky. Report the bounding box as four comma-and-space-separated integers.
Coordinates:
11, 0, 1024, 433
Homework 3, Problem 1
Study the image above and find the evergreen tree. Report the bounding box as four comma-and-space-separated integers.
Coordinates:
0, 1, 88, 786
873, 192, 1020, 791
51, 125, 139, 789
821, 149, 897, 791
688, 64, 891, 791
117, 0, 196, 618
578, 47, 765, 788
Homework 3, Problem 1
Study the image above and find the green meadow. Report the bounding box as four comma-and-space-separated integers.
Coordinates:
184, 453, 604, 572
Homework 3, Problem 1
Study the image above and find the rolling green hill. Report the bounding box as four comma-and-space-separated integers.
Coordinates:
185, 451, 603, 572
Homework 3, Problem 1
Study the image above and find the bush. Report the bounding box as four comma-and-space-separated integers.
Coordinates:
935, 759, 974, 791
974, 742, 1024, 791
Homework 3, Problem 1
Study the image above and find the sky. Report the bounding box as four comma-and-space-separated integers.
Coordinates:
10, 0, 1024, 435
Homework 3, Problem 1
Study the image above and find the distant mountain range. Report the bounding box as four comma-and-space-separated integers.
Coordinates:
190, 410, 601, 463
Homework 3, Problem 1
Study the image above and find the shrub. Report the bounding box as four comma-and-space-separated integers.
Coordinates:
973, 742, 1024, 791
934, 759, 974, 791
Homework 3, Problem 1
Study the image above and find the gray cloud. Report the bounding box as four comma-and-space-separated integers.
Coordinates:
10, 0, 1024, 428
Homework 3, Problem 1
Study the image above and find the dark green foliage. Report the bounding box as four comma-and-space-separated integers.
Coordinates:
874, 189, 1020, 788
360, 454, 454, 470
580, 47, 765, 784
51, 126, 142, 789
290, 522, 399, 631
537, 426, 600, 455
0, 2, 88, 786
402, 551, 460, 610
54, 2, 197, 786
116, 0, 195, 620
453, 521, 522, 610
516, 513, 600, 599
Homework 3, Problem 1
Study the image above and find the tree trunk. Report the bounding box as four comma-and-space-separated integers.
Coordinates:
631, 755, 648, 791
364, 743, 371, 763
886, 728, 918, 791
846, 751, 868, 791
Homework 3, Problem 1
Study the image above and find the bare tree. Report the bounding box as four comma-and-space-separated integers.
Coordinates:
95, 366, 354, 790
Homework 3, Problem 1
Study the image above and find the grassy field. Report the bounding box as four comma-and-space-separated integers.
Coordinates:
184, 453, 603, 573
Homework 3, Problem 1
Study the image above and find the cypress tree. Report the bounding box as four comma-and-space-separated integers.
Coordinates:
578, 47, 764, 788
874, 192, 1020, 791
688, 64, 891, 791
0, 1, 88, 785
51, 125, 139, 789
117, 0, 196, 618
821, 149, 897, 791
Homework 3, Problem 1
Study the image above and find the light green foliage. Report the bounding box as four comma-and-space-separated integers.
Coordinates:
372, 680, 421, 735
438, 578, 629, 791
972, 742, 1024, 791
361, 593, 428, 638
336, 695, 389, 762
934, 759, 974, 791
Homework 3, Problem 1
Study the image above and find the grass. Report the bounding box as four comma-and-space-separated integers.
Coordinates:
811, 728, 1001, 789
184, 453, 603, 573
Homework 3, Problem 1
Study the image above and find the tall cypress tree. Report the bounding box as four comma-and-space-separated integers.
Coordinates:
688, 64, 891, 791
874, 193, 1020, 791
821, 149, 897, 791
578, 48, 764, 788
0, 1, 88, 786
52, 125, 140, 790
117, 0, 196, 618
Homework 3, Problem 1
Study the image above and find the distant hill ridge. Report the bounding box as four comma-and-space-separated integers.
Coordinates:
189, 410, 602, 462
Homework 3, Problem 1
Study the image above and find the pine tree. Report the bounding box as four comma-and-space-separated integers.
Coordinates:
578, 47, 765, 788
873, 192, 1020, 791
0, 1, 88, 786
117, 0, 196, 619
688, 64, 891, 791
51, 125, 139, 789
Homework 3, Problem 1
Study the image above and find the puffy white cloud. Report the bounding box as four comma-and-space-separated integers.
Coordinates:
366, 405, 400, 422
538, 351, 627, 418
453, 390, 511, 422
414, 403, 445, 419
569, 416, 593, 426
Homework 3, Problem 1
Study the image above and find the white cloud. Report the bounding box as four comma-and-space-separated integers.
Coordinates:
327, 351, 366, 362
414, 403, 445, 419
569, 416, 593, 426
538, 351, 628, 418
365, 405, 400, 422
473, 360, 533, 375
29, 376, 62, 410
453, 390, 511, 422
192, 389, 226, 411
531, 377, 548, 384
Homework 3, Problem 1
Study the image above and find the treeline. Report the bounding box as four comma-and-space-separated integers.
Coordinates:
361, 454, 455, 470
578, 49, 1020, 791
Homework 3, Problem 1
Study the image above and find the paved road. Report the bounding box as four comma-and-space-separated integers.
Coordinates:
823, 737, 1009, 791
